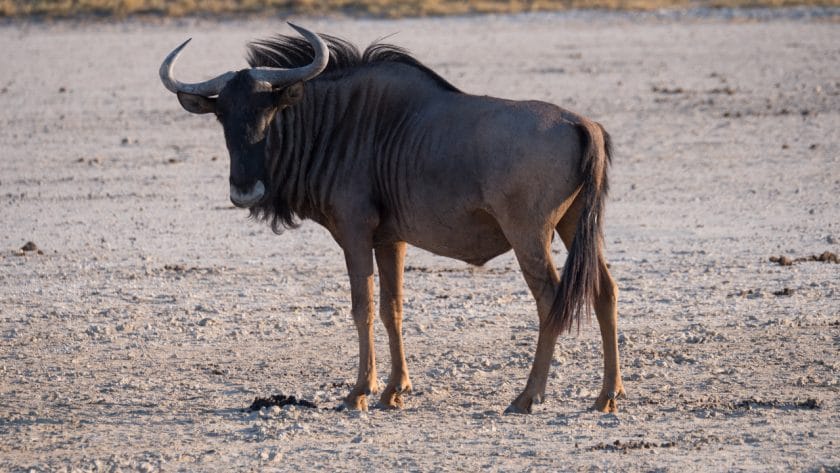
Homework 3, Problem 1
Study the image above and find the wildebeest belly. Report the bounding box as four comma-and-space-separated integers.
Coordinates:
377, 207, 512, 266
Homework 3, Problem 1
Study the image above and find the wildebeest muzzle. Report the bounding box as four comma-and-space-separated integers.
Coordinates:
229, 179, 265, 208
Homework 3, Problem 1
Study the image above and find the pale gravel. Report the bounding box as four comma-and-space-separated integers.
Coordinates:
0, 10, 838, 472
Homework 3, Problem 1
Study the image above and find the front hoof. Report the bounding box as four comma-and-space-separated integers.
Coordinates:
342, 393, 370, 412
378, 383, 411, 409
378, 393, 405, 410
375, 398, 403, 410
593, 388, 626, 413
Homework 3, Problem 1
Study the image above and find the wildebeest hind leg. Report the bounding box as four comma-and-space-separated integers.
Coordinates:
557, 214, 625, 413
339, 234, 379, 411
591, 257, 625, 412
374, 241, 412, 409
502, 227, 561, 414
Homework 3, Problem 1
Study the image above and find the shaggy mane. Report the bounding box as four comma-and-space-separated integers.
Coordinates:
247, 33, 460, 93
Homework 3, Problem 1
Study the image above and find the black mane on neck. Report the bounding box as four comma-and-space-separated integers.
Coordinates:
247, 32, 460, 93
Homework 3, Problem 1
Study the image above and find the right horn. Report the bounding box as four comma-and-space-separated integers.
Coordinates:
159, 38, 235, 96
247, 22, 329, 86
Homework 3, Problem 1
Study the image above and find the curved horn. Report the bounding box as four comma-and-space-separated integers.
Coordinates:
159, 38, 235, 96
248, 22, 329, 86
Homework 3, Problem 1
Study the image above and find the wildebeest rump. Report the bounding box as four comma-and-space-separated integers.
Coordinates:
159, 23, 624, 414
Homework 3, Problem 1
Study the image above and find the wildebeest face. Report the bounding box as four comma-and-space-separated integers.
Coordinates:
177, 75, 304, 208
160, 23, 326, 208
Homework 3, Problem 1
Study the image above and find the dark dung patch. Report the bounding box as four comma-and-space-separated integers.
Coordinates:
688, 396, 821, 413
588, 439, 677, 452
161, 264, 220, 275
248, 394, 318, 411
733, 397, 821, 411
651, 85, 685, 94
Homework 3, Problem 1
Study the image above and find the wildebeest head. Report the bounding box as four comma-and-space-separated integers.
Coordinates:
159, 23, 328, 208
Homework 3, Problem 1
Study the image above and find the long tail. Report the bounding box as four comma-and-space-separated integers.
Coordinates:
548, 119, 612, 334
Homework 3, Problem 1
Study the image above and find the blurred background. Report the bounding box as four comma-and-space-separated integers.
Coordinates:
2, 0, 838, 19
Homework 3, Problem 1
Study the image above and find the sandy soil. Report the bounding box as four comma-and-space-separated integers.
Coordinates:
1, 9, 838, 472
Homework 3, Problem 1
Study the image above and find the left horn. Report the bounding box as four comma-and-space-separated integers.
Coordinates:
248, 22, 329, 86
159, 38, 235, 96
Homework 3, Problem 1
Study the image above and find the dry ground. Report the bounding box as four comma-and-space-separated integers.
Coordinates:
1, 8, 838, 472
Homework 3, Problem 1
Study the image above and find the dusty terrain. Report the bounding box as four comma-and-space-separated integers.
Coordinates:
1, 9, 838, 472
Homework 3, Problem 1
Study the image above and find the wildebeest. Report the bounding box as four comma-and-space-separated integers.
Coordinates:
159, 23, 624, 414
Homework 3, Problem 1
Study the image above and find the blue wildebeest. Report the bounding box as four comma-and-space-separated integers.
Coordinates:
160, 23, 624, 414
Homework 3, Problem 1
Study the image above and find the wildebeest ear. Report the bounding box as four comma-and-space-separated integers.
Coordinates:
177, 92, 217, 115
277, 82, 304, 106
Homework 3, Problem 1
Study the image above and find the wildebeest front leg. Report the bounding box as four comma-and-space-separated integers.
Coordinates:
504, 230, 561, 414
375, 241, 412, 409
340, 236, 378, 411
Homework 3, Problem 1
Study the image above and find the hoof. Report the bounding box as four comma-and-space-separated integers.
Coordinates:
504, 402, 532, 415
341, 393, 370, 412
505, 389, 543, 415
376, 392, 405, 410
375, 399, 403, 410
377, 382, 411, 409
593, 387, 626, 413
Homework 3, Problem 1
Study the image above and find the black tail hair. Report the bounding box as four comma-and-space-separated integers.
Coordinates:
548, 120, 611, 334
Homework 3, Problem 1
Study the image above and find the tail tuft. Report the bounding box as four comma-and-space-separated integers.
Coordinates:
548, 120, 611, 334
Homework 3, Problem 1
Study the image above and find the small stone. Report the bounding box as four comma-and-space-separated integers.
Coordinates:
21, 241, 39, 252
771, 255, 793, 266
198, 318, 215, 327
827, 235, 837, 245
115, 323, 132, 332
86, 324, 111, 336
818, 251, 838, 263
